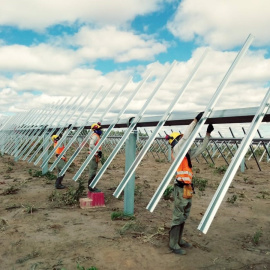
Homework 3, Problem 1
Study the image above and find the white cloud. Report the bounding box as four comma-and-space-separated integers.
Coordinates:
0, 0, 165, 31
0, 27, 168, 73
1, 47, 270, 118
168, 0, 270, 49
0, 44, 79, 73
67, 26, 169, 62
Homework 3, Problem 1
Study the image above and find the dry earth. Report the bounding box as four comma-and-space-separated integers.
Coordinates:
0, 151, 269, 270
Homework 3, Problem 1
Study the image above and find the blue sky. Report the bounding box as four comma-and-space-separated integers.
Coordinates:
0, 0, 270, 131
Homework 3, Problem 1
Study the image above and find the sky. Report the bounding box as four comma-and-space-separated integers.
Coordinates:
1, 0, 270, 136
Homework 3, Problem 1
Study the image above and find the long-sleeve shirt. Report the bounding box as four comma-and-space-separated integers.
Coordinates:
89, 133, 100, 154
173, 120, 210, 160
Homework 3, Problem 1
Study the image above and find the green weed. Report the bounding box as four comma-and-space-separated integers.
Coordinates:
22, 204, 38, 214
6, 166, 13, 173
49, 180, 85, 206
111, 211, 135, 221
118, 221, 145, 235
215, 165, 227, 174
29, 169, 57, 180
193, 177, 208, 192
76, 263, 98, 270
155, 158, 167, 163
227, 194, 237, 204
252, 229, 262, 245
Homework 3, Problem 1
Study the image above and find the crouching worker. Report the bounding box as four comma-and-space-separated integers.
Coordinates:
51, 134, 67, 189
165, 112, 214, 255
88, 122, 102, 193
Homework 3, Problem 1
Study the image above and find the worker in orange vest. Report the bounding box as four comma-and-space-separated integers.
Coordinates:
88, 122, 102, 192
165, 112, 214, 255
52, 134, 67, 189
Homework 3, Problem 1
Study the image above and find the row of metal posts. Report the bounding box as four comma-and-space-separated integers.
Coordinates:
1, 33, 269, 233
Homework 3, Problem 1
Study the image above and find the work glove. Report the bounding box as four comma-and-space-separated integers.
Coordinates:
195, 112, 204, 121
207, 124, 214, 134
97, 151, 102, 158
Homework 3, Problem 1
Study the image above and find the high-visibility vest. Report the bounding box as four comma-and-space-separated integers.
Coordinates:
54, 142, 66, 160
176, 156, 193, 184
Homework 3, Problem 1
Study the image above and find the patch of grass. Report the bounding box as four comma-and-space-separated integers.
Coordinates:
227, 194, 237, 204
193, 177, 208, 192
1, 185, 20, 195
243, 176, 249, 183
7, 160, 15, 166
29, 169, 57, 180
111, 211, 135, 221
215, 165, 227, 174
155, 158, 167, 163
134, 184, 142, 197
258, 190, 270, 199
118, 221, 145, 235
6, 166, 13, 173
252, 229, 263, 245
48, 180, 85, 206
76, 263, 98, 270
22, 204, 38, 214
163, 185, 174, 200
0, 218, 8, 231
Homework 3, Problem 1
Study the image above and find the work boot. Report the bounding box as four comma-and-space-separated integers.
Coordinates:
179, 222, 192, 248
88, 179, 101, 193
169, 225, 186, 255
88, 187, 101, 193
55, 177, 66, 189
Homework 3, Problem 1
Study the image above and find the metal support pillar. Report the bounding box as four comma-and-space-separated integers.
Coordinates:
42, 134, 49, 175
241, 158, 245, 172
167, 144, 171, 162
124, 127, 137, 215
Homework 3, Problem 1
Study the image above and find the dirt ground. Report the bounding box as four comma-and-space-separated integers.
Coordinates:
0, 151, 269, 270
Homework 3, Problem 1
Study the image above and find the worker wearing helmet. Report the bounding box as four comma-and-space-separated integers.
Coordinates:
165, 112, 214, 255
52, 134, 67, 189
88, 122, 102, 192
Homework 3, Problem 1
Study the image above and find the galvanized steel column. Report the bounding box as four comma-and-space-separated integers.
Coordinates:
124, 126, 137, 215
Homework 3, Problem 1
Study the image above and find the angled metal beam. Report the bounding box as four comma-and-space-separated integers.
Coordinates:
72, 73, 151, 181
22, 98, 67, 160
146, 34, 254, 212
198, 87, 270, 234
32, 94, 82, 165
27, 97, 71, 163
49, 79, 129, 172
86, 62, 176, 184
113, 49, 208, 198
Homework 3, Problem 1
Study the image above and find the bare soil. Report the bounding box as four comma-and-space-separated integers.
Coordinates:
0, 152, 269, 270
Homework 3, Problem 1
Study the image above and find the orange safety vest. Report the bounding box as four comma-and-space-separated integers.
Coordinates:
176, 156, 193, 184
54, 142, 66, 161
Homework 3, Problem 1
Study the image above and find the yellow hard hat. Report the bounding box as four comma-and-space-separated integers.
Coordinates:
91, 122, 101, 130
51, 135, 58, 141
165, 132, 182, 145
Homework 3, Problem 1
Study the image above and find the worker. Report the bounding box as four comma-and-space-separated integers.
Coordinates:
52, 134, 67, 189
88, 122, 102, 192
165, 112, 214, 255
